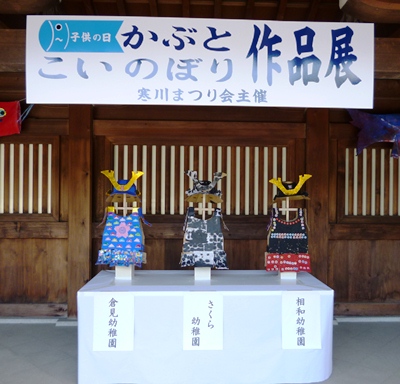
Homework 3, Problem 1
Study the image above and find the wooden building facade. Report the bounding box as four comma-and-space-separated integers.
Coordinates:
1, 3, 400, 318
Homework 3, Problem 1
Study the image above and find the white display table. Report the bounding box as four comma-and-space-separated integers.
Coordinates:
78, 270, 333, 384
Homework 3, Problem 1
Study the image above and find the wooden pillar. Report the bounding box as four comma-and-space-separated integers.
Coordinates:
68, 105, 93, 317
306, 108, 329, 284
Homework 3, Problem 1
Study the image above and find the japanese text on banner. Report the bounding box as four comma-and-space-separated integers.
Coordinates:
183, 292, 223, 350
26, 16, 374, 108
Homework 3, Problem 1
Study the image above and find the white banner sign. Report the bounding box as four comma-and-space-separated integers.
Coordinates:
281, 291, 322, 349
183, 292, 223, 350
26, 16, 374, 108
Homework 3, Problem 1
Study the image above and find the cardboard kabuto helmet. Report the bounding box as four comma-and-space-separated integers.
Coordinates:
185, 170, 226, 203
101, 170, 143, 203
269, 174, 312, 201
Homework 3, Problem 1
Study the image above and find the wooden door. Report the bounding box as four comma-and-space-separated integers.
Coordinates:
91, 109, 308, 275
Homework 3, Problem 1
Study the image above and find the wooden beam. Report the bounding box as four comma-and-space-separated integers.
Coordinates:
306, 109, 330, 285
276, 0, 287, 21
93, 105, 306, 122
0, 0, 54, 13
331, 223, 400, 240
341, 0, 400, 23
244, 0, 255, 19
93, 120, 306, 146
116, 0, 127, 16
182, 0, 191, 18
0, 222, 68, 238
214, 0, 223, 19
375, 38, 400, 79
22, 119, 69, 135
82, 0, 96, 15
148, 0, 159, 17
307, 0, 320, 21
0, 30, 25, 72
67, 105, 93, 318
334, 302, 400, 316
0, 303, 67, 317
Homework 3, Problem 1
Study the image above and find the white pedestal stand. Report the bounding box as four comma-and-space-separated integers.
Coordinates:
115, 265, 135, 280
194, 267, 211, 281
279, 271, 297, 280
277, 196, 298, 281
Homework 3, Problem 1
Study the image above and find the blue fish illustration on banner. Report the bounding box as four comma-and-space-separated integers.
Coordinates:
39, 20, 123, 52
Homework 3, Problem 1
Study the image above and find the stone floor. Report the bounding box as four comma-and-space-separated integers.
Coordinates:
0, 317, 399, 384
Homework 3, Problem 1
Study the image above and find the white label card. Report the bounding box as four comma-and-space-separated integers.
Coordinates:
282, 291, 322, 349
93, 292, 135, 351
183, 292, 223, 350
